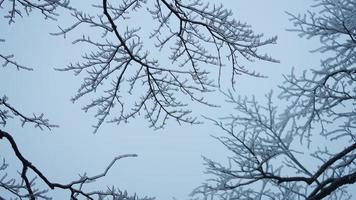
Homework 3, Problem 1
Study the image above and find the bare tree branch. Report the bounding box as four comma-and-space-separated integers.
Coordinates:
53, 0, 278, 132
0, 96, 58, 130
193, 1, 356, 199
0, 129, 152, 200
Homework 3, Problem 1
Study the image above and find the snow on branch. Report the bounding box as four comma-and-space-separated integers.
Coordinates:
53, 0, 278, 132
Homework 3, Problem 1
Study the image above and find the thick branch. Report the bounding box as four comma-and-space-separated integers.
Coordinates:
0, 129, 138, 199
308, 171, 356, 200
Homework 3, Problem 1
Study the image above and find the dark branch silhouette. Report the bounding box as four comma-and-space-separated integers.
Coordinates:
0, 96, 58, 129
0, 0, 71, 71
192, 0, 356, 199
53, 0, 278, 132
0, 1, 153, 198
0, 98, 152, 199
0, 129, 152, 200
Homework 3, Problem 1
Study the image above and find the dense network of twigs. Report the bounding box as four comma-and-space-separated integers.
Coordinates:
0, 0, 277, 199
0, 1, 152, 199
7, 0, 353, 199
53, 0, 278, 132
192, 0, 356, 199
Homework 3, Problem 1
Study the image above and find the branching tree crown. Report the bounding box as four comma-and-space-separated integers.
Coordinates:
0, 0, 277, 199
192, 0, 356, 199
51, 0, 278, 132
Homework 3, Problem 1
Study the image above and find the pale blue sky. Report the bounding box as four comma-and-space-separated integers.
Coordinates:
1, 0, 352, 199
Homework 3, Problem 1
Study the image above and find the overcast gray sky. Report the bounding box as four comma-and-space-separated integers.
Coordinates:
1, 0, 353, 199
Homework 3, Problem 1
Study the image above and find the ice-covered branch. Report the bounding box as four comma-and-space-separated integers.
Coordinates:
0, 96, 58, 130
193, 1, 356, 199
53, 0, 278, 132
0, 129, 152, 200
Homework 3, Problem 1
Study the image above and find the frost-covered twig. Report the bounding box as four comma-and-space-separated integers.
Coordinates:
193, 1, 356, 199
53, 0, 278, 132
0, 96, 58, 130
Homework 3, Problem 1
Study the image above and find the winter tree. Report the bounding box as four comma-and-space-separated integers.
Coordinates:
192, 0, 356, 199
0, 0, 277, 199
52, 0, 278, 132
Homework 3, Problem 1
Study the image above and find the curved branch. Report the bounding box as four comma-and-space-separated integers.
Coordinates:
0, 129, 141, 199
